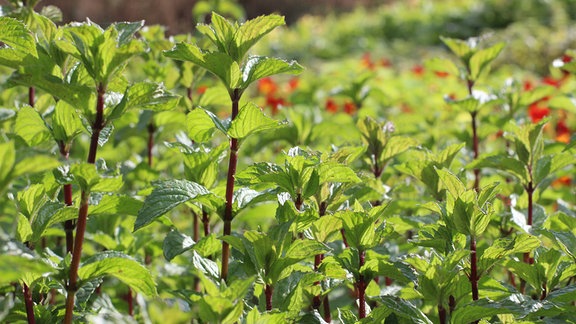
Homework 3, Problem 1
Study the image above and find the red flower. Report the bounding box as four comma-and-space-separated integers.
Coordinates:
555, 120, 571, 143
434, 71, 450, 78
343, 101, 357, 115
325, 99, 338, 113
287, 77, 299, 92
361, 53, 375, 70
411, 65, 424, 76
528, 103, 550, 123
562, 54, 573, 63
197, 85, 208, 94
258, 77, 278, 95
542, 76, 563, 88
266, 95, 287, 115
379, 58, 392, 68
523, 80, 534, 92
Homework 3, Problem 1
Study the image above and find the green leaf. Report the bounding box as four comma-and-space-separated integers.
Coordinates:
13, 155, 60, 178
134, 179, 222, 231
436, 168, 466, 197
52, 100, 84, 143
0, 255, 52, 285
480, 234, 540, 271
70, 163, 121, 192
284, 239, 329, 259
186, 108, 218, 143
15, 106, 52, 146
339, 211, 382, 250
0, 108, 16, 121
235, 14, 285, 61
163, 230, 195, 261
227, 102, 280, 139
380, 136, 417, 162
88, 194, 143, 217
31, 206, 77, 242
78, 251, 156, 296
0, 141, 16, 187
317, 162, 361, 184
17, 213, 33, 242
470, 155, 529, 184
368, 296, 433, 324
469, 42, 505, 79
0, 17, 38, 59
241, 56, 303, 88
108, 81, 179, 120
451, 297, 527, 323
440, 36, 474, 61
165, 43, 241, 89
115, 21, 144, 47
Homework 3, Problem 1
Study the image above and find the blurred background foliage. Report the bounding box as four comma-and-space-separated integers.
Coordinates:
5, 0, 574, 75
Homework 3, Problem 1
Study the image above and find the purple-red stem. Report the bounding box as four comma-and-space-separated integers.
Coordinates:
147, 122, 155, 167
340, 229, 349, 248
221, 89, 241, 282
322, 295, 332, 322
23, 283, 36, 324
59, 144, 75, 254
523, 182, 534, 265
28, 87, 35, 108
265, 284, 273, 311
202, 209, 210, 237
64, 83, 106, 324
438, 303, 447, 324
192, 211, 199, 242
312, 201, 331, 322
357, 249, 367, 319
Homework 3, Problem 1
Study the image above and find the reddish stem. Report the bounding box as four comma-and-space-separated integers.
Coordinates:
28, 87, 35, 107
523, 182, 534, 265
438, 303, 447, 324
202, 209, 210, 237
265, 284, 273, 311
340, 228, 349, 248
192, 211, 199, 242
540, 282, 547, 301
125, 289, 134, 317
221, 89, 241, 282
23, 283, 36, 324
322, 295, 332, 322
64, 83, 106, 324
357, 249, 367, 319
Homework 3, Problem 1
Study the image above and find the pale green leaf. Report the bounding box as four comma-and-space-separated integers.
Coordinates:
436, 168, 466, 197
317, 162, 361, 184
13, 155, 60, 178
0, 141, 16, 187
15, 106, 52, 146
88, 194, 142, 217
227, 102, 279, 139
241, 56, 303, 88
469, 42, 505, 79
78, 251, 157, 296
235, 14, 285, 61
31, 206, 77, 242
186, 108, 218, 143
0, 255, 52, 285
0, 17, 38, 58
52, 100, 84, 143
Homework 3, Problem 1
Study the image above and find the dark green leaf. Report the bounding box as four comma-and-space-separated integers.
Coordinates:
163, 230, 195, 261
241, 56, 303, 88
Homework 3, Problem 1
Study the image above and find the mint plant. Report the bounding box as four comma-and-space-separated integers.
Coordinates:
162, 12, 303, 281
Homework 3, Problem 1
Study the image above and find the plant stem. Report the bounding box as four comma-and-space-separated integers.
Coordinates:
202, 209, 210, 236
357, 249, 367, 319
265, 284, 273, 311
147, 122, 155, 167
64, 83, 106, 324
438, 303, 447, 324
470, 236, 479, 301
322, 295, 332, 322
340, 229, 349, 248
471, 110, 480, 192
23, 283, 36, 324
58, 143, 75, 254
221, 88, 241, 282
28, 87, 34, 107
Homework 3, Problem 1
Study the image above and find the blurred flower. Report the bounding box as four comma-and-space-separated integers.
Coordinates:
522, 80, 534, 92
258, 77, 278, 95
325, 98, 338, 113
542, 76, 563, 88
555, 120, 571, 143
361, 53, 391, 71
343, 101, 356, 115
411, 64, 424, 76
266, 96, 287, 115
552, 175, 571, 188
287, 77, 299, 92
434, 71, 450, 78
197, 85, 208, 94
528, 103, 550, 123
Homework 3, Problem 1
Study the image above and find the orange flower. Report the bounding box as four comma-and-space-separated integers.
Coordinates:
197, 85, 208, 94
434, 71, 450, 78
258, 77, 278, 95
325, 99, 338, 113
552, 175, 571, 188
361, 53, 375, 70
343, 101, 357, 115
555, 120, 571, 143
522, 80, 534, 92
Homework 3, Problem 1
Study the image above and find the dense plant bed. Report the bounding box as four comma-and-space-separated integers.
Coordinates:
0, 0, 575, 323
